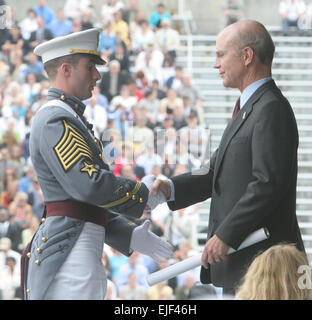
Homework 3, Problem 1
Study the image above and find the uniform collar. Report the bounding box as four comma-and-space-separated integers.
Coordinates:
47, 88, 86, 117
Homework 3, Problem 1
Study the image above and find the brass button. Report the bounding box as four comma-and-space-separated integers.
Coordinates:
26, 289, 30, 294
75, 114, 79, 118
74, 104, 79, 109
36, 248, 42, 254
41, 218, 46, 223
139, 197, 144, 203
35, 260, 41, 266
60, 94, 66, 101
42, 237, 47, 243
27, 252, 31, 258
126, 192, 130, 197
132, 194, 136, 200
99, 153, 102, 158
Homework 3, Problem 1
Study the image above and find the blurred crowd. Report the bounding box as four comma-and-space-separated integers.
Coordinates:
0, 0, 213, 300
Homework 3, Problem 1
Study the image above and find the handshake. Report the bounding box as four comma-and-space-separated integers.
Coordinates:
141, 175, 172, 210
129, 175, 173, 264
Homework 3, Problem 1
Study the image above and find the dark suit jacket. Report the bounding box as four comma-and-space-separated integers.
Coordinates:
168, 80, 305, 288
99, 71, 130, 102
29, 29, 54, 43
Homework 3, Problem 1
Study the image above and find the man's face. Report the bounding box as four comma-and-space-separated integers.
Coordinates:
70, 56, 101, 100
214, 30, 245, 90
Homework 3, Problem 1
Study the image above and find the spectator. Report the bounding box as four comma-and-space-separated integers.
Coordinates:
18, 164, 36, 194
116, 251, 149, 289
108, 248, 129, 284
22, 52, 45, 82
101, 0, 125, 23
222, 0, 244, 26
49, 8, 73, 38
21, 214, 39, 250
128, 79, 145, 102
119, 272, 147, 300
0, 237, 21, 271
122, 0, 139, 31
149, 3, 172, 29
160, 55, 176, 88
120, 164, 138, 181
174, 273, 196, 300
235, 243, 312, 300
178, 112, 207, 159
125, 114, 155, 156
151, 79, 167, 100
166, 65, 184, 90
110, 42, 130, 72
19, 9, 38, 41
147, 279, 174, 300
21, 72, 41, 106
81, 10, 94, 31
159, 88, 184, 115
98, 20, 117, 60
33, 0, 56, 31
99, 60, 130, 102
136, 145, 163, 175
138, 89, 160, 120
111, 10, 130, 48
135, 42, 164, 85
0, 178, 18, 210
84, 91, 108, 138
131, 19, 155, 54
279, 0, 306, 36
1, 24, 27, 61
64, 0, 92, 20
154, 18, 180, 62
72, 18, 82, 33
0, 256, 20, 299
0, 206, 22, 251
28, 17, 54, 51
105, 279, 118, 300
109, 84, 137, 112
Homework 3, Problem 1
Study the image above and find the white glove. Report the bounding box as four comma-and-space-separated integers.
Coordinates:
130, 220, 173, 263
141, 175, 167, 210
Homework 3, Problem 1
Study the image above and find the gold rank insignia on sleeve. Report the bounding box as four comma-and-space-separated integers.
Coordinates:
54, 120, 93, 171
80, 161, 98, 178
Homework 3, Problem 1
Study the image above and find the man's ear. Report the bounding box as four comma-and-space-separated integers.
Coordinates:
59, 62, 72, 78
242, 46, 254, 67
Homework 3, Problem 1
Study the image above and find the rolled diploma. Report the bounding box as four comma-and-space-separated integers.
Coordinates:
147, 228, 269, 286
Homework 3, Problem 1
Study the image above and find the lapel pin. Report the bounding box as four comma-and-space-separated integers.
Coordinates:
242, 112, 246, 120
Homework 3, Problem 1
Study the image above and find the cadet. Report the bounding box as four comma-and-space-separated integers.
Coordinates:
21, 28, 173, 300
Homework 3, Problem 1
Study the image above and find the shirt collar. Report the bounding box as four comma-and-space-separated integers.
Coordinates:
240, 77, 272, 109
47, 88, 86, 117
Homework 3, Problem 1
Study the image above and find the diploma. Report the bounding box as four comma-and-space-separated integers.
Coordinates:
146, 228, 269, 286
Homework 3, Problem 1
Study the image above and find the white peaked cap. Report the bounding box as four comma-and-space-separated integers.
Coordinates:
34, 28, 106, 65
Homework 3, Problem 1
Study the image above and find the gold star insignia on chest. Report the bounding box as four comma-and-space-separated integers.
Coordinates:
80, 161, 98, 177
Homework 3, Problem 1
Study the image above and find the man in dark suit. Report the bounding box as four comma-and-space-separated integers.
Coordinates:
99, 60, 130, 102
151, 20, 305, 295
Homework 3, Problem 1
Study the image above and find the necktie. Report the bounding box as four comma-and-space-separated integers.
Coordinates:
232, 97, 240, 121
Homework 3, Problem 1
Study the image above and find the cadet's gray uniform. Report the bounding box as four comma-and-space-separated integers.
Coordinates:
23, 88, 148, 300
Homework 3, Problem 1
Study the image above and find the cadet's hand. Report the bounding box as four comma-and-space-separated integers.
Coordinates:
201, 234, 229, 268
130, 220, 173, 263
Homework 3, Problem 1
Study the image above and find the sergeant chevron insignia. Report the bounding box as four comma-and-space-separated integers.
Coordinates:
80, 161, 98, 177
54, 120, 93, 171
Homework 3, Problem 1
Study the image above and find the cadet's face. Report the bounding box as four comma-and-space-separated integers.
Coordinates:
71, 57, 101, 100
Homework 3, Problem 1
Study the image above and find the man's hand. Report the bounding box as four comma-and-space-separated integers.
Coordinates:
152, 178, 171, 199
142, 175, 170, 210
201, 234, 229, 268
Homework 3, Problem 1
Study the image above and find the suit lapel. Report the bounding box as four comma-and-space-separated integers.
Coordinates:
213, 80, 276, 186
